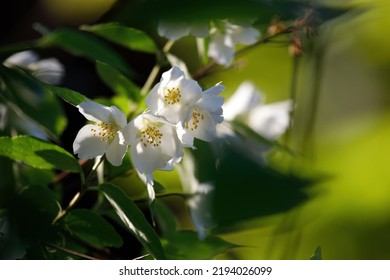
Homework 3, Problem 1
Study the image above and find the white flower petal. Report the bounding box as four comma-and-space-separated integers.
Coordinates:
105, 134, 128, 166
166, 53, 191, 79
158, 21, 190, 40
208, 33, 235, 67
247, 100, 292, 139
146, 66, 202, 124
3, 51, 39, 68
131, 143, 171, 174
179, 78, 203, 104
231, 26, 260, 44
108, 106, 127, 128
77, 101, 111, 123
223, 81, 262, 121
29, 58, 65, 85
73, 124, 109, 159
159, 123, 184, 158
197, 83, 225, 113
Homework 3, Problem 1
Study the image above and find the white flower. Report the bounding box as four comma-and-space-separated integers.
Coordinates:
120, 112, 183, 175
73, 101, 128, 166
177, 82, 225, 147
208, 21, 260, 67
158, 21, 209, 41
146, 66, 203, 124
223, 81, 292, 140
4, 50, 65, 85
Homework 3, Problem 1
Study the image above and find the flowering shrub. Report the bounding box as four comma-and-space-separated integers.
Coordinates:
0, 0, 351, 260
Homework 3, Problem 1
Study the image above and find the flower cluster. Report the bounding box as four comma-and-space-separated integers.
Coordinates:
73, 66, 224, 193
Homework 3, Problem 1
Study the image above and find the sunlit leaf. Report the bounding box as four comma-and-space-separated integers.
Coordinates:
44, 84, 86, 106
81, 23, 157, 53
100, 183, 166, 259
64, 209, 123, 248
0, 136, 80, 173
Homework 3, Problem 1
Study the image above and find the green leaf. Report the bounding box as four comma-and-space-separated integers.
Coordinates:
81, 23, 157, 54
99, 183, 166, 259
64, 209, 123, 248
0, 65, 67, 138
44, 84, 87, 106
0, 136, 80, 172
163, 231, 237, 260
309, 245, 322, 260
95, 61, 141, 102
38, 28, 134, 77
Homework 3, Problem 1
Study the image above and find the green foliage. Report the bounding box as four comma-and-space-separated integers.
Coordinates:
38, 28, 134, 77
0, 65, 67, 138
309, 246, 322, 260
64, 209, 123, 248
124, 0, 350, 24
44, 84, 86, 107
81, 23, 157, 54
95, 61, 141, 102
100, 183, 166, 259
0, 136, 80, 173
163, 231, 238, 260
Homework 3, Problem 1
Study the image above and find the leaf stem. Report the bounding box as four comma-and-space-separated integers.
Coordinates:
140, 40, 174, 96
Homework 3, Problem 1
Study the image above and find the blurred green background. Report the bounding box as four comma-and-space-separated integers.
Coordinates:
199, 0, 390, 259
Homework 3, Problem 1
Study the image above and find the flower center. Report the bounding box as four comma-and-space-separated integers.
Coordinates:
91, 122, 119, 142
164, 87, 181, 105
184, 108, 204, 131
140, 124, 163, 148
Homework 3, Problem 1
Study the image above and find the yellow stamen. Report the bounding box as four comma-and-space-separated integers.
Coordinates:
90, 122, 119, 143
164, 87, 181, 105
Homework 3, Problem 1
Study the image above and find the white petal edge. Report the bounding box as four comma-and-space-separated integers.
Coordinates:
105, 134, 128, 166
77, 101, 112, 123
73, 124, 109, 159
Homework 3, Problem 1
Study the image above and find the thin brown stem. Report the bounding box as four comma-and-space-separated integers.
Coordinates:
46, 243, 99, 260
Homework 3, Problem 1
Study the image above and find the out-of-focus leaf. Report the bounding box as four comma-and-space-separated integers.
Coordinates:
99, 183, 166, 259
0, 136, 80, 173
162, 231, 237, 260
38, 28, 133, 77
309, 245, 322, 260
190, 141, 314, 230
44, 84, 86, 106
7, 185, 61, 244
118, 0, 352, 28
64, 209, 123, 248
212, 146, 313, 228
0, 65, 67, 137
95, 61, 141, 102
153, 201, 177, 237
81, 23, 157, 54
21, 167, 55, 186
